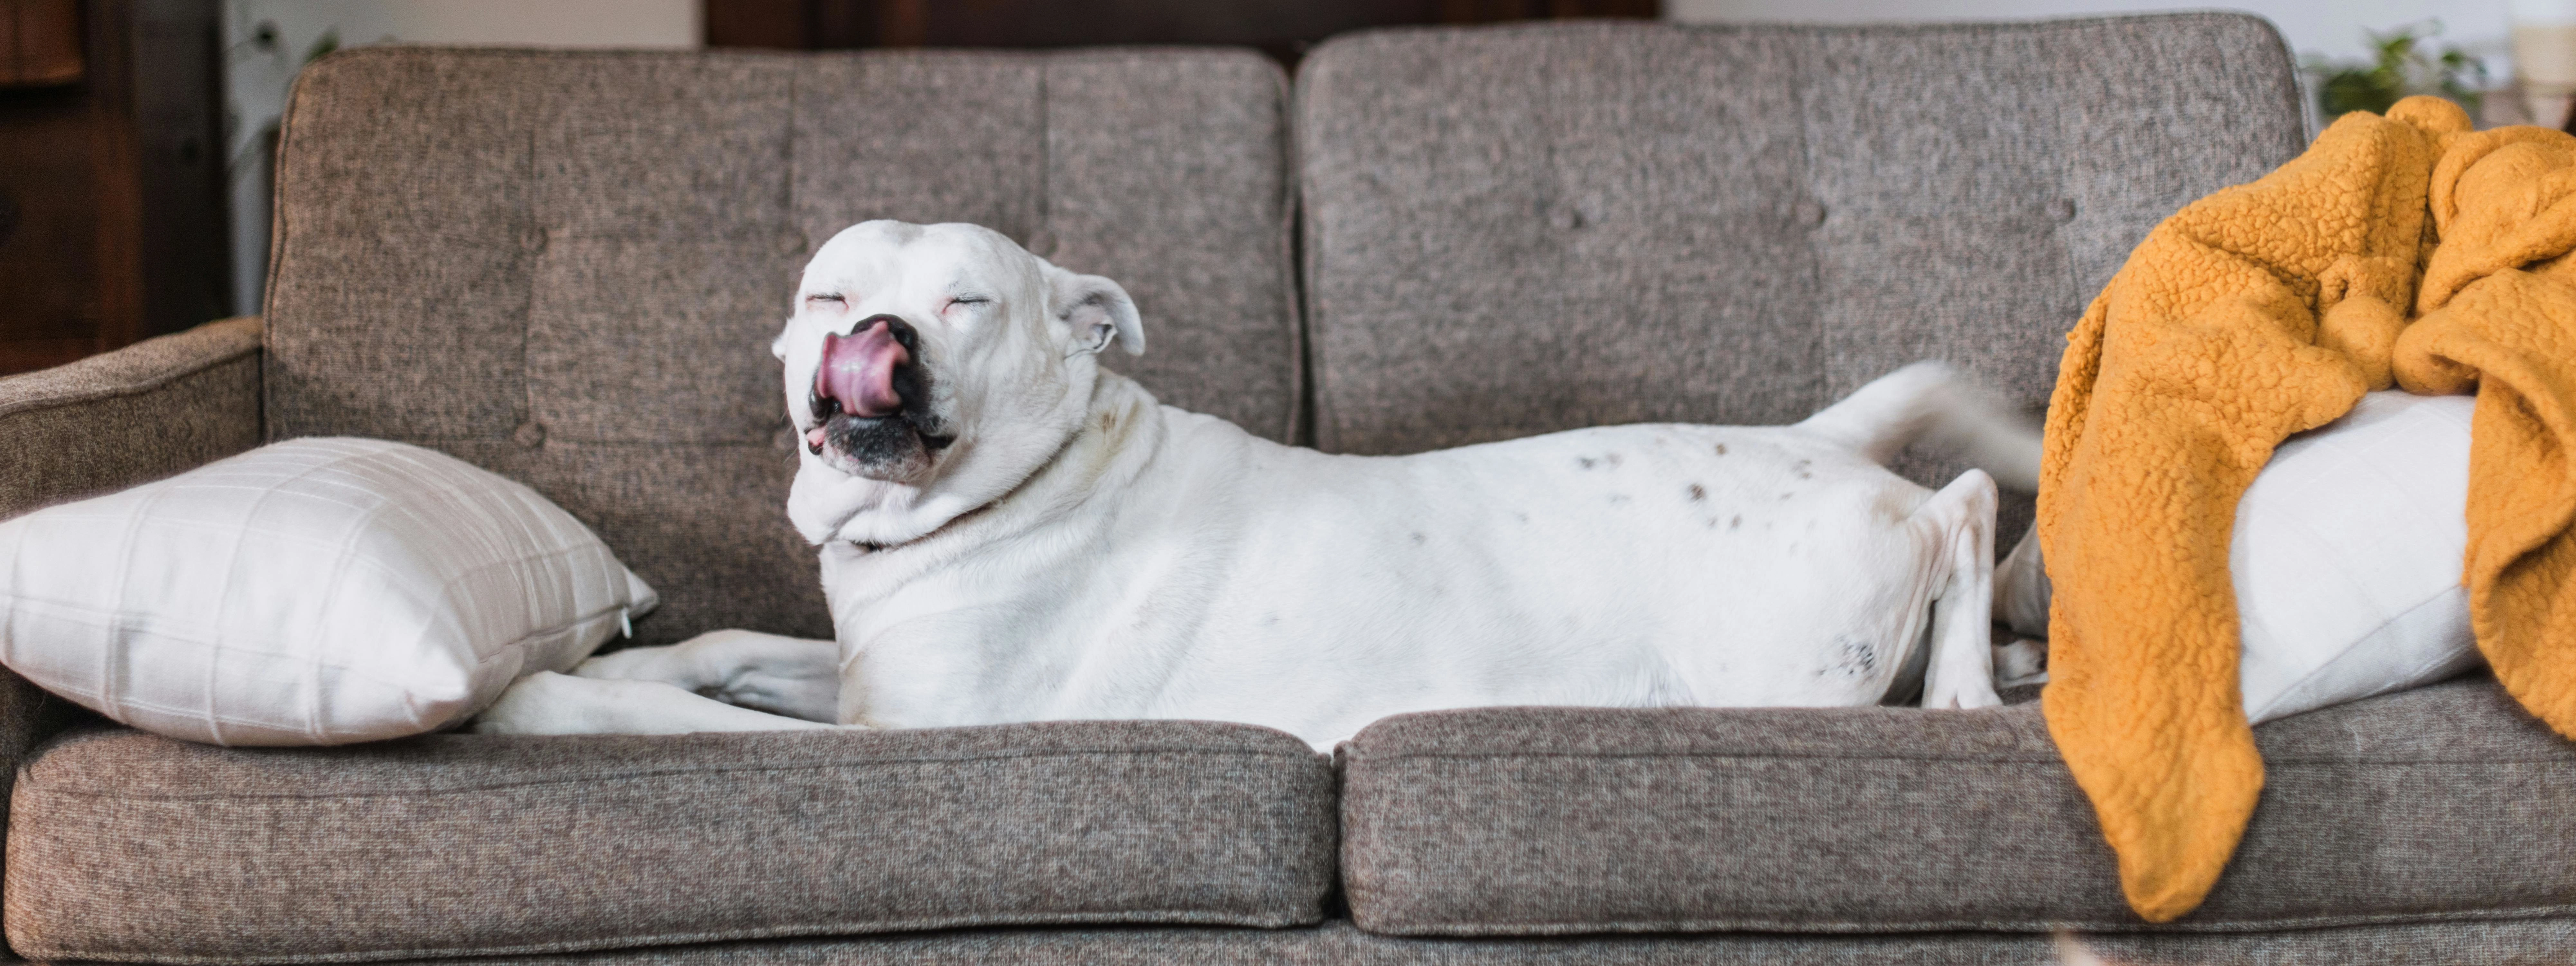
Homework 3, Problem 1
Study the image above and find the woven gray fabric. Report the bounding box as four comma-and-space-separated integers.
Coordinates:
5, 720, 1335, 964
264, 47, 1296, 645
1297, 14, 2304, 457
0, 317, 264, 520
1339, 676, 2576, 935
0, 317, 265, 957
176, 917, 2576, 965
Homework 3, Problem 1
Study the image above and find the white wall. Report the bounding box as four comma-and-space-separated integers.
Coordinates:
221, 0, 701, 316
1666, 1, 2513, 78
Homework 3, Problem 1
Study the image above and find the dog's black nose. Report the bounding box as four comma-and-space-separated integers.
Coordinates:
858, 314, 919, 354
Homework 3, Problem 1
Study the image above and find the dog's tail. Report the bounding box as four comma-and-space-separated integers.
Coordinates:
1797, 360, 2043, 492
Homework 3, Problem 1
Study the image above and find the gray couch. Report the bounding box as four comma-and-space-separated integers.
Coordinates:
4, 14, 2573, 965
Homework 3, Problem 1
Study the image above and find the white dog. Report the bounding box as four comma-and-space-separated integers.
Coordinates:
475, 221, 2050, 748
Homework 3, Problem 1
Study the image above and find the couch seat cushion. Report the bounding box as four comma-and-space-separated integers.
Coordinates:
5, 720, 1334, 964
1340, 676, 2576, 935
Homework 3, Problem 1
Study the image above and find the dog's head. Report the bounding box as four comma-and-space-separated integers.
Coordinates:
775, 221, 1143, 545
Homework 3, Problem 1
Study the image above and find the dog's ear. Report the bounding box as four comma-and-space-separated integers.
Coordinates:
1046, 266, 1145, 357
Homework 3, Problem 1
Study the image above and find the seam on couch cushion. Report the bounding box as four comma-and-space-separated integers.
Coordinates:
1346, 750, 2576, 766
23, 747, 1328, 800
23, 908, 1323, 966
1349, 749, 2066, 764
1357, 903, 2576, 939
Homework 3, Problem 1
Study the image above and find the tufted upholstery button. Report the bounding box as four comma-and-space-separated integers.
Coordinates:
777, 230, 809, 256
2048, 198, 2078, 223
520, 227, 548, 253
511, 421, 547, 448
1547, 205, 1585, 230
1793, 200, 1827, 227
1024, 229, 1058, 257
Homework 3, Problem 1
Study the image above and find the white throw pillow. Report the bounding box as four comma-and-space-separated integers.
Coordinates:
2234, 391, 2480, 723
0, 438, 656, 745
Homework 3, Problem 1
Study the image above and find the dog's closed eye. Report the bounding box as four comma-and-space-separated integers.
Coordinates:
805, 293, 847, 307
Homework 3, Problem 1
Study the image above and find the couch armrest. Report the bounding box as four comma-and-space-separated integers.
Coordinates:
1, 317, 264, 519
0, 317, 263, 949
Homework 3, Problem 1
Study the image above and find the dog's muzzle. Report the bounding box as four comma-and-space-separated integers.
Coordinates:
806, 315, 916, 453
818, 315, 910, 414
804, 316, 953, 471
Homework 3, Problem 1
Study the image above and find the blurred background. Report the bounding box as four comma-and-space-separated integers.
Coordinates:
0, 0, 2562, 374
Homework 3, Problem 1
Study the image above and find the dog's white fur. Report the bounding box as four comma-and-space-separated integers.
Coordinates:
476, 222, 2045, 748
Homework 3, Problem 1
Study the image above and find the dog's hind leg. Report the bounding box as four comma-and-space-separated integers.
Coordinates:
1914, 468, 2003, 709
575, 629, 842, 722
1797, 361, 2042, 492
1995, 523, 2051, 638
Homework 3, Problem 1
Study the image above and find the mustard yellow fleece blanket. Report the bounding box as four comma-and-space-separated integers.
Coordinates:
2039, 96, 2576, 921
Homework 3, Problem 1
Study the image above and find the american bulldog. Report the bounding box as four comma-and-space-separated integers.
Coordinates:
475, 221, 2048, 748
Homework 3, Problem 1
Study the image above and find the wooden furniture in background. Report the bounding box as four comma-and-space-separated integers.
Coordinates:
0, 0, 228, 375
3, 0, 85, 85
705, 0, 1660, 66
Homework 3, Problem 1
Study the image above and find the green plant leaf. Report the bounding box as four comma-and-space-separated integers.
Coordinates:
2305, 19, 2487, 121
302, 28, 339, 66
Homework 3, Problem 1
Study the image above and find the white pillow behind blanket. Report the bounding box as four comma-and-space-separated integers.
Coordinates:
2234, 391, 2481, 723
0, 438, 656, 745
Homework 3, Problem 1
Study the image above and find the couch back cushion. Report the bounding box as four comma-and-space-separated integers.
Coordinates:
1297, 14, 2306, 455
264, 48, 1297, 644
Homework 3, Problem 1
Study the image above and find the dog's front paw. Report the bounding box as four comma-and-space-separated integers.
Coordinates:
573, 644, 689, 684
576, 630, 792, 691
472, 671, 593, 735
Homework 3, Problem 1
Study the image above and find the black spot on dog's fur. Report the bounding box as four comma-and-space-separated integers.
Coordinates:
1794, 459, 1813, 480
1713, 443, 1728, 456
1730, 515, 1743, 529
1830, 636, 1879, 678
1686, 483, 1706, 502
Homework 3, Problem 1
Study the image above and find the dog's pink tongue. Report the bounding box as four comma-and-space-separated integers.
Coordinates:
815, 320, 908, 418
